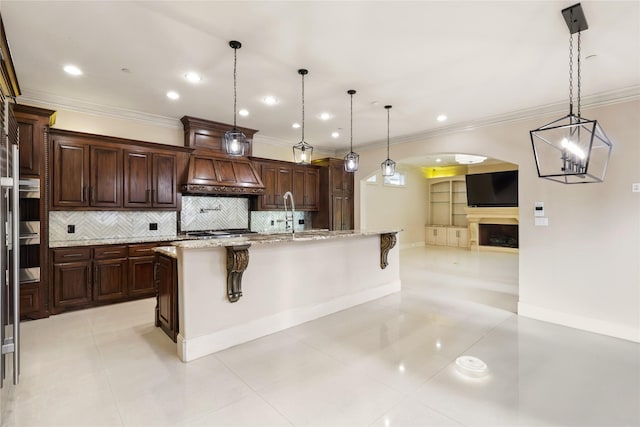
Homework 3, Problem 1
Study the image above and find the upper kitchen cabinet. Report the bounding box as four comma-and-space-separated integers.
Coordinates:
50, 129, 189, 210
251, 158, 319, 211
12, 105, 55, 178
50, 136, 122, 208
311, 158, 354, 231
181, 116, 257, 157
123, 150, 177, 209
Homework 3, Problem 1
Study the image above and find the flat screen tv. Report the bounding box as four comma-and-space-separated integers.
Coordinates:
465, 170, 518, 207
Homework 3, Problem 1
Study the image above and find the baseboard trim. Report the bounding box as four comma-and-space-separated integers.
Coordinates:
177, 280, 402, 362
518, 302, 640, 343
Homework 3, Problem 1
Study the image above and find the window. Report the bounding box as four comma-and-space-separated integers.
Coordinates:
366, 175, 378, 184
383, 172, 405, 187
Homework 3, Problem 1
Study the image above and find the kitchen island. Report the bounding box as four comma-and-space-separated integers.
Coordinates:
161, 230, 400, 362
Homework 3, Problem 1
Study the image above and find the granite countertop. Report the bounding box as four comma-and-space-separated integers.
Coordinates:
171, 229, 400, 249
154, 246, 177, 258
49, 234, 189, 248
49, 229, 401, 250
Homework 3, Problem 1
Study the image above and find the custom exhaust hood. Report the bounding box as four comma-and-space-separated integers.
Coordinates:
181, 116, 265, 195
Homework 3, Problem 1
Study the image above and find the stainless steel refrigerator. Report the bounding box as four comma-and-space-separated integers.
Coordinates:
0, 93, 20, 388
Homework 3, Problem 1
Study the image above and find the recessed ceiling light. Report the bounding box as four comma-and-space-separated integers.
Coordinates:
435, 158, 442, 163
63, 65, 83, 76
455, 154, 486, 164
331, 131, 340, 138
238, 109, 249, 117
319, 112, 332, 121
166, 91, 180, 100
437, 114, 448, 122
292, 123, 301, 129
184, 72, 201, 83
262, 96, 278, 105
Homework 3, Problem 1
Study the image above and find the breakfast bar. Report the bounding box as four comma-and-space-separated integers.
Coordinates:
164, 230, 400, 362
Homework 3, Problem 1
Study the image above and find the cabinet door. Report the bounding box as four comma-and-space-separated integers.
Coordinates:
446, 228, 460, 247
93, 258, 128, 301
129, 256, 156, 298
426, 227, 437, 245
155, 254, 177, 341
330, 163, 345, 194
18, 118, 41, 177
276, 166, 293, 207
342, 194, 353, 230
293, 167, 305, 208
153, 153, 177, 208
436, 227, 448, 245
53, 261, 92, 308
52, 139, 89, 208
304, 168, 319, 211
458, 229, 469, 248
90, 146, 122, 207
258, 163, 278, 209
124, 150, 152, 208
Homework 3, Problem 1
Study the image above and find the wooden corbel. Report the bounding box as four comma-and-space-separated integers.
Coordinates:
226, 244, 251, 302
380, 233, 397, 269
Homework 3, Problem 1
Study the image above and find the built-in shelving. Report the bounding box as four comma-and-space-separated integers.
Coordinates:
428, 178, 467, 227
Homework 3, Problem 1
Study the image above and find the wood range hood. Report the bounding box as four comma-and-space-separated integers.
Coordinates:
181, 116, 265, 196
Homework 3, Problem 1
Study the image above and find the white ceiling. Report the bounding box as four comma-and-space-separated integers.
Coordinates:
2, 1, 639, 158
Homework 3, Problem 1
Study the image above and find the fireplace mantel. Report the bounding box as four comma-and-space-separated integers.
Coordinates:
465, 207, 519, 252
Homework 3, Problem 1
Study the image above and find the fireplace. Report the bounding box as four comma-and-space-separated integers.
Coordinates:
479, 224, 518, 248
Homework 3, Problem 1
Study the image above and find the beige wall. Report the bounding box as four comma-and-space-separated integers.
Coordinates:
361, 165, 427, 248
353, 99, 640, 342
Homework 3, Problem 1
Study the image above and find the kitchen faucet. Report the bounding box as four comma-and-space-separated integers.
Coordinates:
283, 191, 295, 235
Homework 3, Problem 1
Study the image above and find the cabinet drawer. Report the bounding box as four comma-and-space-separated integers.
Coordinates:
128, 243, 158, 257
93, 245, 128, 260
53, 247, 91, 263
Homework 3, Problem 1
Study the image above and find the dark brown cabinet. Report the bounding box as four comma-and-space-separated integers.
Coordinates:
124, 150, 177, 209
52, 247, 92, 309
92, 246, 128, 301
14, 104, 52, 177
312, 158, 355, 231
155, 252, 178, 342
252, 158, 319, 211
128, 243, 158, 298
51, 243, 160, 314
51, 138, 89, 208
90, 146, 122, 208
51, 138, 122, 209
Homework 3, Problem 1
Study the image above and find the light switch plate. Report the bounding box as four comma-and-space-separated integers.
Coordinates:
633, 183, 640, 193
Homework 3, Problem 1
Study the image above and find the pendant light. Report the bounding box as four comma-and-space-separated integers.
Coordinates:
293, 69, 313, 164
344, 89, 359, 172
381, 105, 396, 177
223, 40, 247, 156
530, 3, 612, 184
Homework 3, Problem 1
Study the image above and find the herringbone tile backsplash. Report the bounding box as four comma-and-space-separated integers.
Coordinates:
180, 196, 250, 231
50, 211, 177, 243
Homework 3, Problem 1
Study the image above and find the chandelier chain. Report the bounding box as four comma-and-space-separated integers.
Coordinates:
233, 46, 238, 128
349, 92, 353, 152
569, 33, 573, 114
386, 107, 390, 159
301, 73, 305, 142
577, 31, 581, 117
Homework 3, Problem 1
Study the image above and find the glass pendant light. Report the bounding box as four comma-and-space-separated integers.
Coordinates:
223, 40, 247, 156
293, 69, 313, 164
530, 3, 612, 184
344, 89, 359, 172
381, 105, 396, 177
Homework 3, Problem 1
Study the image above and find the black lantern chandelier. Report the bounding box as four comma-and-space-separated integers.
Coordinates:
223, 40, 247, 156
381, 105, 396, 177
530, 3, 612, 184
344, 89, 359, 172
293, 69, 313, 164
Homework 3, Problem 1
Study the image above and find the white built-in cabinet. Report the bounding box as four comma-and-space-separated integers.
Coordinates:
426, 178, 469, 248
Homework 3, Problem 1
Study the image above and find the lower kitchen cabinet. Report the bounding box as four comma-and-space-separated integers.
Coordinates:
155, 252, 178, 342
51, 242, 159, 314
128, 243, 158, 298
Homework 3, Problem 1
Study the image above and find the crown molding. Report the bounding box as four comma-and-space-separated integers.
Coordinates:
17, 88, 182, 129
358, 85, 640, 151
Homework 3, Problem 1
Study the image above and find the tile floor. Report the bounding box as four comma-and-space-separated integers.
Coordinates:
1, 246, 638, 426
